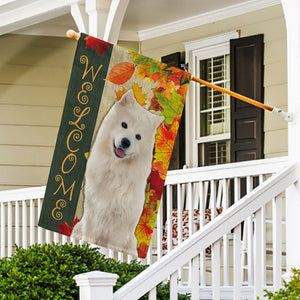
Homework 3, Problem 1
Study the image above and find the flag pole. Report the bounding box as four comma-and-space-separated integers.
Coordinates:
191, 76, 293, 122
66, 29, 293, 122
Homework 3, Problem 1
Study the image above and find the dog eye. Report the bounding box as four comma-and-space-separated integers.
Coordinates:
136, 134, 141, 140
121, 122, 127, 129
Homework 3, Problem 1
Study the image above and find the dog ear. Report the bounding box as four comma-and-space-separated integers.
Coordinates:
119, 89, 136, 106
151, 114, 165, 129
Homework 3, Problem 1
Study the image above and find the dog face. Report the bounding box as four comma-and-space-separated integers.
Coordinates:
101, 89, 164, 161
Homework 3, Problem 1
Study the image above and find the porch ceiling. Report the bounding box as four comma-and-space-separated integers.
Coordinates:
0, 0, 281, 41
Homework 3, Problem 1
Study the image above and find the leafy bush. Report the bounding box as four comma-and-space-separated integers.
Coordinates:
264, 268, 300, 299
0, 243, 190, 300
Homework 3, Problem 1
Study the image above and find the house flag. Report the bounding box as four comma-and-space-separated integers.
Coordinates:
38, 33, 191, 258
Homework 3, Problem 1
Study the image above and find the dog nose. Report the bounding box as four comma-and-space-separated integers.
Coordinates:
121, 138, 131, 149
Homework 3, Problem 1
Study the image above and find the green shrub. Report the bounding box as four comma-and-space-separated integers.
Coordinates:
0, 243, 190, 300
264, 268, 300, 299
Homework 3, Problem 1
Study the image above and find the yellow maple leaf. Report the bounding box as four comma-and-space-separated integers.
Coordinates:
132, 82, 147, 106
115, 87, 127, 100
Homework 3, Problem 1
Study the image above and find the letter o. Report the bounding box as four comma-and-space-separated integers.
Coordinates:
61, 153, 77, 174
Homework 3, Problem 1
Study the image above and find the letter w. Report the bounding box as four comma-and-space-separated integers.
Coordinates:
82, 63, 103, 82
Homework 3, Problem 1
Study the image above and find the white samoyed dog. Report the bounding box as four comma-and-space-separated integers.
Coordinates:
71, 89, 164, 255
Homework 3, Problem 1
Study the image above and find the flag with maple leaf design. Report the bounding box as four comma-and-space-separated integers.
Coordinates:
38, 33, 191, 258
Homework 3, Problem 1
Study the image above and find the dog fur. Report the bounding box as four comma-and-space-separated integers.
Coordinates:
71, 89, 164, 255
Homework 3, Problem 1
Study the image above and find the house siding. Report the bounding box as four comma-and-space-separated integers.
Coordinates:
140, 4, 288, 161
0, 34, 139, 191
0, 5, 286, 190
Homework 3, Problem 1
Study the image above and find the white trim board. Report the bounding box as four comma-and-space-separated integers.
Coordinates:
137, 0, 281, 41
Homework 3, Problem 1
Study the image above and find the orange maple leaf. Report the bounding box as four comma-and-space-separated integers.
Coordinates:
115, 87, 127, 100
106, 62, 135, 85
153, 120, 180, 169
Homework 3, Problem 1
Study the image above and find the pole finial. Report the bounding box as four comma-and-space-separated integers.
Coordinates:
66, 30, 80, 40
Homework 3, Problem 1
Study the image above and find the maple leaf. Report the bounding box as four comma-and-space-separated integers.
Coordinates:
72, 217, 80, 228
168, 70, 184, 85
135, 63, 151, 81
58, 222, 72, 236
137, 242, 149, 258
85, 36, 112, 56
148, 168, 166, 193
135, 207, 153, 251
106, 62, 135, 85
58, 217, 80, 236
132, 82, 147, 106
129, 50, 152, 65
153, 121, 180, 169
180, 71, 192, 85
149, 93, 163, 112
115, 87, 127, 100
151, 160, 168, 180
156, 91, 184, 124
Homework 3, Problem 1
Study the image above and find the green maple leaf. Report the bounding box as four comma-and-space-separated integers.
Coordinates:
129, 50, 152, 65
156, 91, 184, 124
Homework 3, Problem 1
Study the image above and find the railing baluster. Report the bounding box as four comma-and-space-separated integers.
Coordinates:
37, 198, 43, 244
30, 199, 35, 245
146, 239, 152, 265
15, 200, 20, 248
156, 199, 163, 259
191, 255, 199, 300
233, 224, 242, 300
148, 287, 156, 300
170, 270, 178, 300
187, 182, 193, 233
177, 183, 183, 285
259, 175, 267, 286
167, 184, 173, 252
1, 201, 5, 258
22, 200, 27, 248
212, 241, 221, 300
210, 180, 216, 219
45, 229, 51, 244
254, 208, 263, 299
246, 176, 254, 285
199, 181, 206, 286
7, 201, 12, 257
273, 194, 283, 290
222, 179, 229, 286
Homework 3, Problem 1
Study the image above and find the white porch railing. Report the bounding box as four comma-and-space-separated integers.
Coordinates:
112, 160, 297, 300
0, 156, 295, 299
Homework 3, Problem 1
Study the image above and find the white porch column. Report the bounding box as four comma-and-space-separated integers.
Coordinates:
74, 271, 119, 300
83, 0, 129, 44
281, 0, 300, 271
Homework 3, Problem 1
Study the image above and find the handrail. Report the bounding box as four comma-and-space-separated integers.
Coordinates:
0, 186, 46, 202
0, 157, 287, 202
114, 162, 298, 300
165, 156, 288, 184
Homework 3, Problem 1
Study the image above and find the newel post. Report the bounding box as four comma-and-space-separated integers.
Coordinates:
74, 271, 119, 300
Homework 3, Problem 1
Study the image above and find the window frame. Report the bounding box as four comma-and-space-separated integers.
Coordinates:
185, 31, 239, 167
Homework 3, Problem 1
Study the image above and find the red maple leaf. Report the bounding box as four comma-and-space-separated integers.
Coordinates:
147, 169, 165, 197
137, 242, 149, 259
58, 217, 81, 236
168, 70, 184, 85
85, 36, 112, 56
58, 222, 72, 236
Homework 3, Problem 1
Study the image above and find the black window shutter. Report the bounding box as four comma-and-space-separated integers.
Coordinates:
161, 52, 185, 169
230, 34, 264, 162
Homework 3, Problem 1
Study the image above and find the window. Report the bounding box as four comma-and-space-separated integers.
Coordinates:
198, 54, 231, 166
185, 31, 239, 167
